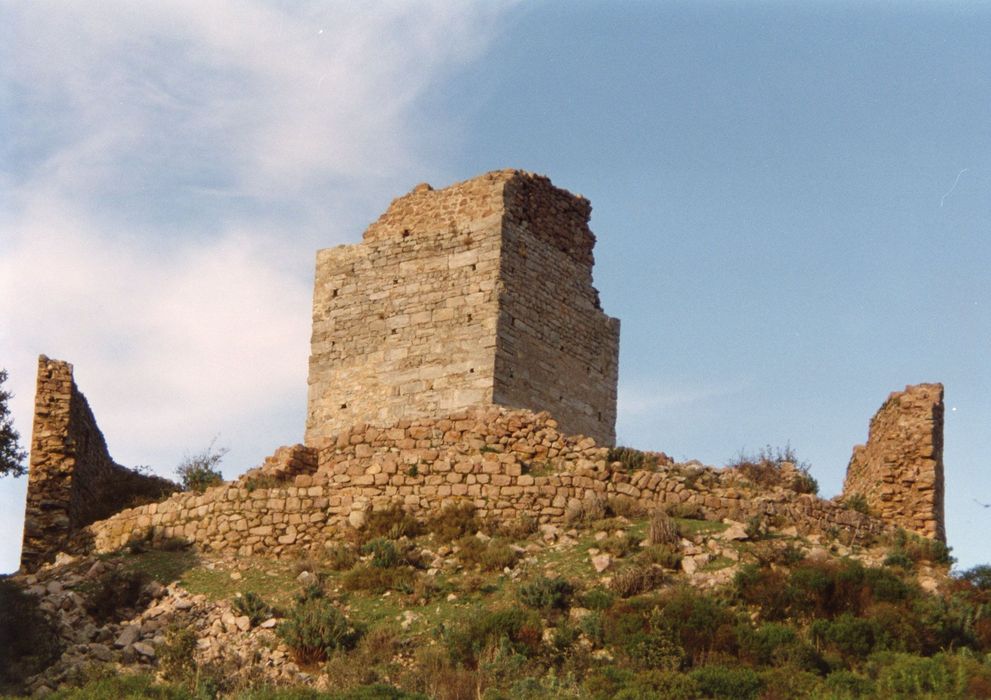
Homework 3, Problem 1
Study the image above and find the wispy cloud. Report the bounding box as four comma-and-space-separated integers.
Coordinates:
0, 1, 513, 572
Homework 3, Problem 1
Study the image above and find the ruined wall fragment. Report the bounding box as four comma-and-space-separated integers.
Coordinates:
843, 383, 945, 541
20, 356, 178, 571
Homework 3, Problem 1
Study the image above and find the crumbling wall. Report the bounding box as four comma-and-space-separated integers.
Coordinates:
306, 170, 620, 447
87, 407, 884, 558
20, 356, 178, 571
843, 383, 945, 541
495, 174, 619, 443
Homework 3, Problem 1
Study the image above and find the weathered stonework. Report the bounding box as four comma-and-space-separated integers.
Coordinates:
20, 356, 178, 572
843, 383, 945, 541
84, 407, 885, 559
306, 170, 620, 447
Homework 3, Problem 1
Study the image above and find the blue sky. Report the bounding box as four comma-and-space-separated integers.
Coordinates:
1, 2, 988, 574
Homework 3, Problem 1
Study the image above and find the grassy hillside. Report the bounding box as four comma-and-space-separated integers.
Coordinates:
3, 497, 989, 699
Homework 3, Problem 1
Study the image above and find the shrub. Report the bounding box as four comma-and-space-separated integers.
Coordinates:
613, 670, 700, 700
158, 625, 198, 681
83, 568, 150, 623
0, 578, 61, 692
869, 651, 956, 698
638, 544, 682, 570
565, 493, 609, 524
647, 508, 680, 546
609, 564, 666, 598
599, 530, 641, 558
811, 613, 878, 661
425, 502, 480, 542
454, 536, 519, 572
277, 589, 361, 664
342, 564, 416, 594
958, 564, 991, 591
823, 669, 874, 698
362, 503, 422, 542
233, 592, 274, 625
607, 495, 645, 518
844, 493, 871, 515
176, 440, 227, 492
362, 538, 402, 568
651, 588, 737, 667
580, 587, 615, 611
325, 543, 359, 571
607, 446, 662, 472
442, 606, 542, 667
666, 502, 705, 520
689, 664, 762, 699
728, 444, 818, 495
517, 576, 573, 611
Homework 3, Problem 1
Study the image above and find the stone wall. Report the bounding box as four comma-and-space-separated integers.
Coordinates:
843, 383, 945, 542
85, 408, 883, 558
20, 356, 178, 572
306, 170, 619, 447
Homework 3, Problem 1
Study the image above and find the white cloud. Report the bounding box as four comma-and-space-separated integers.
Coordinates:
0, 1, 513, 572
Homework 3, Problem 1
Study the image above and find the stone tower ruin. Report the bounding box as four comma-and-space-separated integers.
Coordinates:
305, 170, 620, 447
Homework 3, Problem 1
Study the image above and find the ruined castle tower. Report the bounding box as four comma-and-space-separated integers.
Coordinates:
305, 170, 620, 446
843, 383, 946, 542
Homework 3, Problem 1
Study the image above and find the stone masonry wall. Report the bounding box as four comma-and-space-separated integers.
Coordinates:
21, 356, 178, 572
306, 170, 619, 447
495, 174, 620, 443
843, 383, 946, 542
85, 408, 883, 558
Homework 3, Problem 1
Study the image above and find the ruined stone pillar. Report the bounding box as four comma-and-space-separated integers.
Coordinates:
843, 383, 945, 541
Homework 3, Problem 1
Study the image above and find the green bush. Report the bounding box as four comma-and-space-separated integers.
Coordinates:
844, 493, 871, 515
158, 625, 198, 682
607, 446, 662, 472
822, 669, 874, 698
613, 670, 700, 699
325, 543, 359, 571
651, 588, 737, 667
609, 564, 666, 598
689, 664, 762, 699
958, 564, 991, 591
361, 538, 402, 568
812, 613, 878, 661
176, 441, 227, 492
580, 587, 615, 611
728, 444, 818, 495
233, 591, 275, 625
0, 578, 61, 692
425, 501, 480, 542
277, 589, 361, 664
517, 576, 573, 611
442, 606, 542, 667
455, 535, 520, 572
342, 564, 415, 594
361, 504, 422, 542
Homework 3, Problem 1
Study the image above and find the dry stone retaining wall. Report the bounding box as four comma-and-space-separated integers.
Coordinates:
843, 383, 946, 541
21, 356, 178, 572
85, 408, 883, 558
306, 170, 619, 447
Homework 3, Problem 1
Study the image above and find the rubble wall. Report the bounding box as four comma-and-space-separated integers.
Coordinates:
86, 408, 883, 558
843, 383, 946, 541
20, 356, 178, 572
306, 170, 620, 447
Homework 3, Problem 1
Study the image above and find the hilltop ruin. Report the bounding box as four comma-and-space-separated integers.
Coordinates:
17, 171, 947, 572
